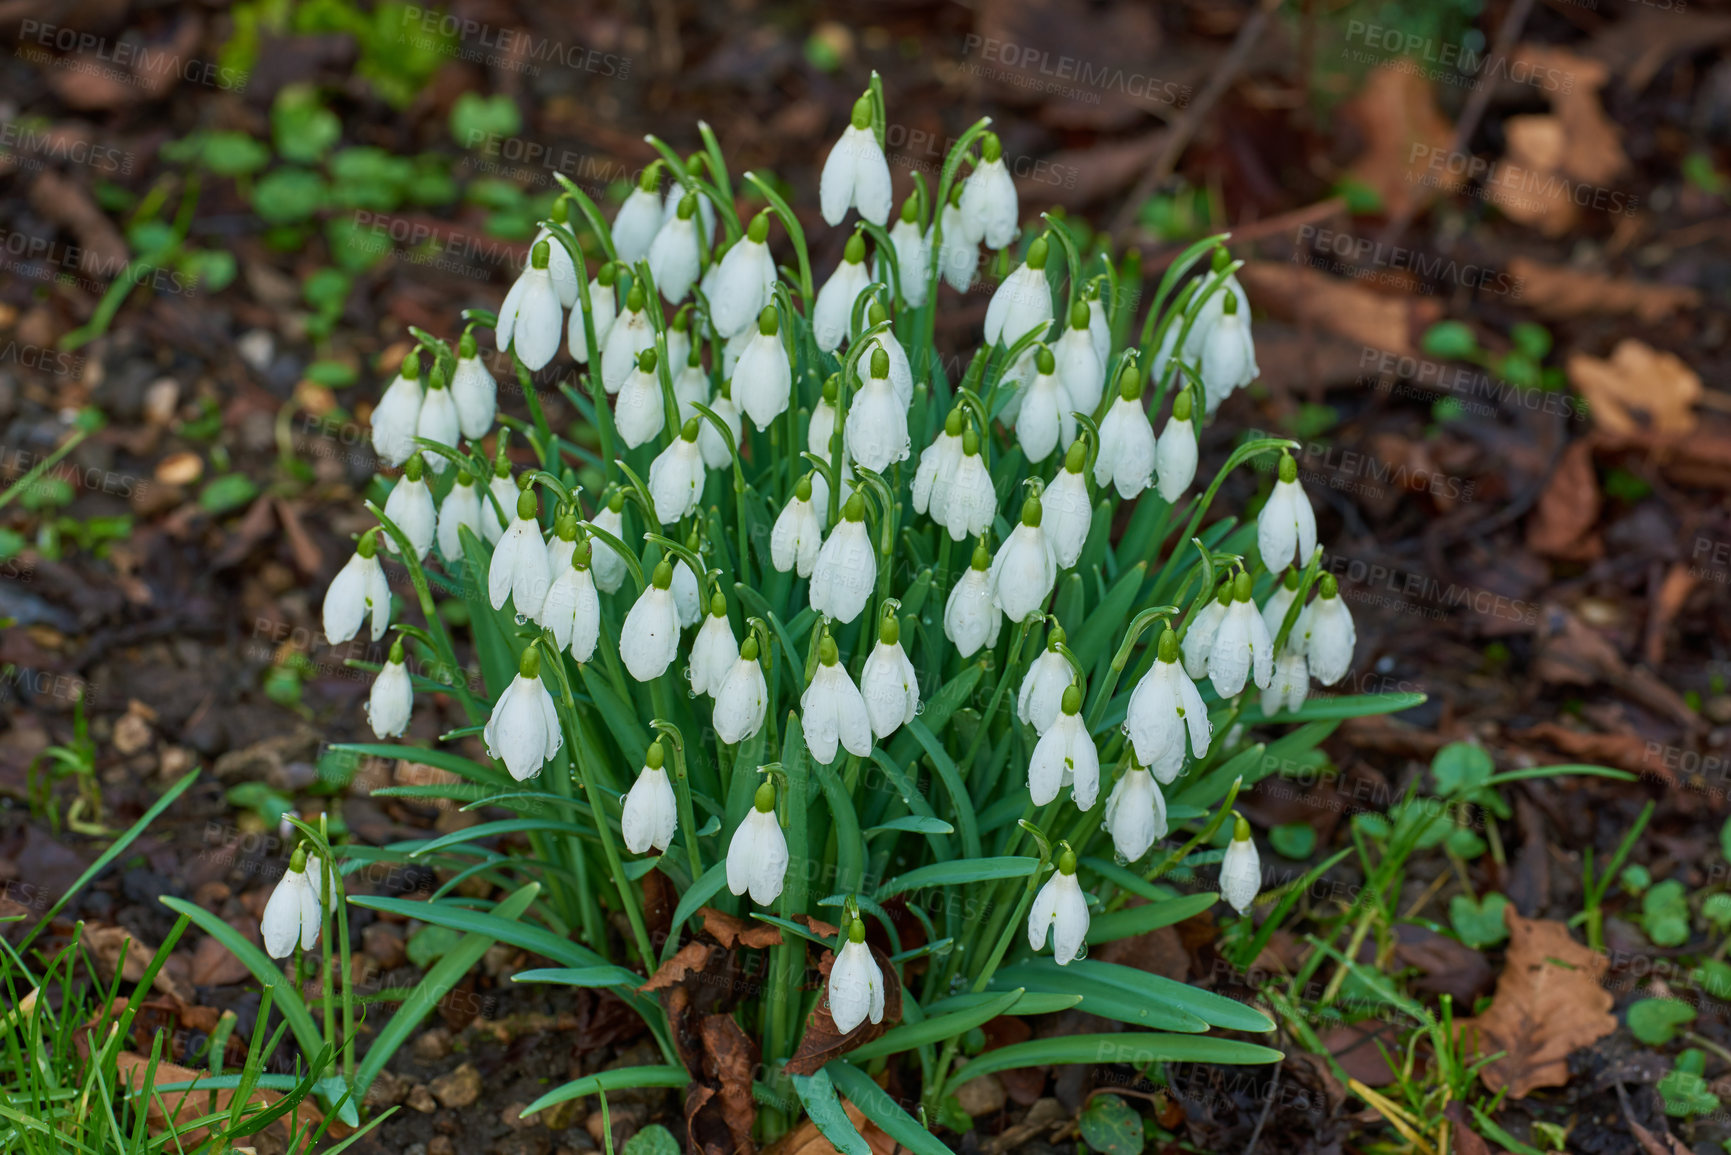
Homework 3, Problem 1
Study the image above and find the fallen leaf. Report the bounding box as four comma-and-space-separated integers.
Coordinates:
1647, 563, 1697, 667
85, 924, 187, 1001
1497, 116, 1577, 235
1512, 45, 1626, 185
1517, 722, 1664, 779
1568, 340, 1701, 438
701, 907, 782, 950
642, 942, 712, 992
1443, 1102, 1491, 1155
699, 1013, 759, 1153
189, 933, 251, 987
1237, 261, 1442, 357
1493, 45, 1628, 236
784, 945, 904, 1077
1319, 1021, 1400, 1086
1507, 258, 1700, 323
1342, 65, 1459, 220
1455, 909, 1615, 1097
1526, 441, 1602, 561
764, 1094, 896, 1155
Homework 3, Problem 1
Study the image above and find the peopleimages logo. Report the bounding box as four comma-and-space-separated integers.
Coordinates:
1293, 225, 1523, 298
16, 21, 249, 92
399, 8, 630, 78
959, 35, 1190, 108
0, 121, 133, 174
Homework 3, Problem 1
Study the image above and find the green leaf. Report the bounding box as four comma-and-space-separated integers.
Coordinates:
272, 84, 341, 163
866, 816, 955, 836
201, 131, 270, 176
1448, 893, 1510, 949
1236, 692, 1425, 726
622, 1123, 680, 1155
1080, 1094, 1145, 1155
848, 988, 1025, 1062
330, 742, 506, 786
942, 1033, 1282, 1095
451, 92, 522, 147
1085, 891, 1218, 945
324, 215, 394, 273
1269, 823, 1316, 859
793, 1070, 871, 1155
512, 965, 644, 989
410, 817, 594, 858
406, 923, 462, 968
1432, 742, 1494, 796
1421, 320, 1478, 360
521, 1067, 691, 1119
827, 1061, 952, 1155
1070, 562, 1146, 670
253, 168, 328, 224
875, 856, 1037, 900
159, 897, 323, 1063
1628, 997, 1696, 1046
199, 474, 258, 515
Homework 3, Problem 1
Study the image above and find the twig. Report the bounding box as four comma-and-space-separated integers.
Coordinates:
1243, 1060, 1283, 1155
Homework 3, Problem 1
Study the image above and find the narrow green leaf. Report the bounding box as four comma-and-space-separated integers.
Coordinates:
875, 856, 1037, 900
512, 966, 643, 989
827, 1061, 952, 1155
521, 1066, 691, 1119
943, 1033, 1282, 1095
847, 988, 1025, 1061
1085, 890, 1219, 944
793, 1069, 872, 1155
157, 897, 322, 1062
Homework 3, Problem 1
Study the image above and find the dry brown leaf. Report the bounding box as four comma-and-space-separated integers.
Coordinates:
1517, 722, 1664, 779
765, 1092, 896, 1155
1514, 45, 1626, 185
1494, 45, 1628, 236
1443, 1102, 1491, 1155
1342, 65, 1459, 220
641, 941, 712, 992
1526, 441, 1602, 561
112, 1051, 324, 1149
1497, 116, 1578, 235
1237, 261, 1441, 357
1507, 258, 1700, 323
700, 907, 782, 950
85, 924, 187, 1001
699, 1013, 759, 1154
784, 945, 904, 1077
1455, 909, 1615, 1097
189, 933, 252, 987
1568, 340, 1701, 438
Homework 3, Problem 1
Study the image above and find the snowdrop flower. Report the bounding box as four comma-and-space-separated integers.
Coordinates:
932, 429, 996, 542
661, 157, 716, 243
912, 410, 964, 517
1028, 848, 1089, 965
728, 780, 789, 905
1155, 391, 1198, 504
1018, 628, 1073, 734
1201, 293, 1256, 412
1103, 765, 1167, 863
601, 284, 654, 395
366, 639, 413, 738
884, 196, 930, 307
1028, 685, 1099, 808
959, 132, 1019, 249
1259, 454, 1317, 572
382, 456, 436, 561
437, 471, 483, 563
672, 553, 701, 627
1125, 630, 1210, 784
688, 592, 737, 698
697, 378, 742, 470
859, 612, 919, 740
714, 633, 769, 744
323, 530, 391, 644
496, 242, 564, 372
809, 492, 876, 624
544, 513, 578, 578
541, 539, 601, 663
616, 349, 668, 450
672, 346, 708, 425
371, 352, 423, 468
1298, 574, 1355, 685
1054, 301, 1105, 417
991, 493, 1057, 623
649, 419, 706, 524
734, 307, 793, 432
709, 213, 779, 338
802, 634, 872, 764
1015, 346, 1076, 463
662, 311, 693, 394
771, 473, 826, 578
1260, 569, 1302, 641
410, 365, 459, 474
567, 263, 619, 365
621, 741, 678, 854
1181, 583, 1233, 681
820, 95, 893, 227
1094, 364, 1156, 498
649, 193, 702, 303
1262, 648, 1309, 716
262, 847, 323, 958
828, 918, 884, 1033
622, 559, 681, 681
1044, 442, 1093, 570
1209, 573, 1274, 698
1087, 291, 1111, 375
1220, 815, 1262, 914
985, 235, 1053, 347
483, 457, 515, 544
612, 167, 665, 265
450, 334, 497, 439
533, 201, 579, 307
1180, 258, 1253, 362
588, 492, 629, 594
945, 539, 1001, 658
489, 489, 551, 613
484, 648, 563, 781
846, 348, 910, 474
814, 233, 873, 353
810, 376, 843, 462
861, 304, 914, 408
935, 186, 976, 293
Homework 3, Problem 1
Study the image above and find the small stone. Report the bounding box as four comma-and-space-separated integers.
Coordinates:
502, 1102, 532, 1129
428, 1138, 456, 1155
155, 452, 203, 486
406, 1084, 437, 1114
143, 378, 179, 426
955, 1073, 1006, 1117
363, 922, 407, 969
237, 330, 275, 373
112, 710, 152, 755
430, 1062, 482, 1109
365, 1069, 410, 1108
413, 1026, 453, 1062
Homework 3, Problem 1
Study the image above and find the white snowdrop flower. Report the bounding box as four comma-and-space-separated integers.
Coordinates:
1054, 300, 1105, 418
995, 344, 1040, 425
828, 919, 884, 1033
567, 265, 619, 365
935, 191, 977, 294
944, 540, 1002, 658
912, 409, 965, 517
449, 336, 498, 439
1258, 455, 1318, 572
496, 242, 564, 372
734, 307, 793, 432
1018, 630, 1073, 735
1094, 364, 1156, 499
261, 848, 323, 958
648, 192, 702, 303
709, 213, 779, 339
672, 555, 701, 627
722, 326, 754, 376
662, 314, 692, 397
959, 133, 1019, 249
484, 464, 515, 545
621, 742, 678, 854
688, 593, 738, 698
1262, 649, 1309, 716
541, 538, 601, 664
802, 634, 873, 764
1260, 569, 1302, 641
1220, 815, 1262, 914
728, 780, 790, 905
661, 164, 716, 244
934, 430, 996, 542
371, 352, 424, 468
809, 493, 876, 624
713, 634, 769, 744
1151, 315, 1183, 393
1299, 574, 1356, 685
1015, 346, 1076, 464
810, 379, 842, 462
814, 234, 873, 353
411, 366, 459, 475
884, 197, 930, 307
366, 639, 413, 739
1044, 442, 1093, 570
1180, 262, 1253, 357
601, 285, 654, 395
846, 347, 910, 475
673, 346, 709, 424
820, 97, 893, 227
533, 205, 578, 307
612, 170, 665, 265
859, 613, 920, 740
1181, 584, 1232, 681
489, 490, 551, 613
697, 380, 743, 470
1155, 391, 1199, 504
1125, 629, 1211, 784
862, 309, 914, 409
1028, 685, 1099, 809
483, 649, 563, 781
648, 418, 707, 525
437, 471, 483, 563
991, 493, 1057, 623
545, 514, 578, 582
1087, 292, 1111, 373
1209, 573, 1274, 698
771, 473, 826, 578
588, 494, 629, 594
621, 559, 681, 681
1028, 848, 1090, 966
323, 530, 391, 644
616, 348, 668, 451
1103, 766, 1167, 863
382, 457, 436, 562
1201, 295, 1256, 413
984, 235, 1053, 347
